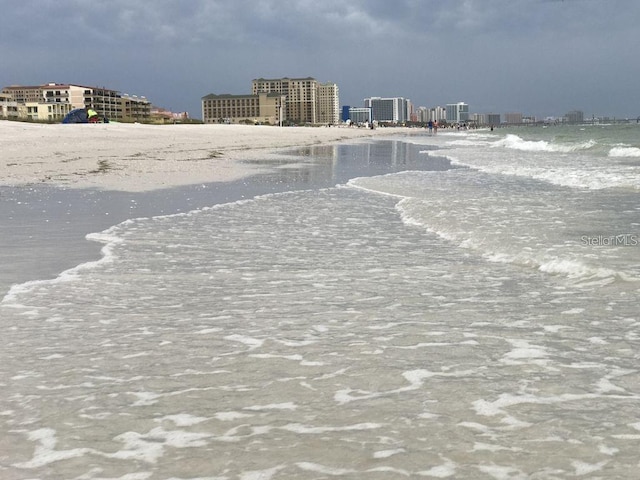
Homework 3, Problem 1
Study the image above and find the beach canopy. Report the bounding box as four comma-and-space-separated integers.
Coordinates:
61, 108, 88, 124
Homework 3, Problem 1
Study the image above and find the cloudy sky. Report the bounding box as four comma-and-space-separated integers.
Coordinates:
2, 0, 639, 120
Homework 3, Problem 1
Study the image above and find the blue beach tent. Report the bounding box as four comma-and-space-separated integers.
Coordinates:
61, 108, 89, 124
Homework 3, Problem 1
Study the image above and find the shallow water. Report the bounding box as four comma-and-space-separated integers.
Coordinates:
1, 129, 639, 479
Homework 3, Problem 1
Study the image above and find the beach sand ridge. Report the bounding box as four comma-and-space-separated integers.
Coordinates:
1, 121, 407, 192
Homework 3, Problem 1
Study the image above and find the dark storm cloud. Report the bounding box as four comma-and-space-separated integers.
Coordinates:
2, 0, 639, 118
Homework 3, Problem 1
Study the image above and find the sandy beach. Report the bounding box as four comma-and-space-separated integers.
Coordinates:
0, 121, 405, 192
0, 120, 425, 297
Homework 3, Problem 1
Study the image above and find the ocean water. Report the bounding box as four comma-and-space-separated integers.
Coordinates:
1, 125, 639, 479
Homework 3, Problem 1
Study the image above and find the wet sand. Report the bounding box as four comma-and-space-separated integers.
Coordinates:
1, 138, 447, 298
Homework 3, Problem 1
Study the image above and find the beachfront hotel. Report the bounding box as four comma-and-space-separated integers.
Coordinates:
252, 77, 340, 125
201, 92, 286, 125
445, 102, 470, 124
364, 97, 411, 124
201, 77, 340, 125
0, 83, 151, 122
316, 82, 340, 125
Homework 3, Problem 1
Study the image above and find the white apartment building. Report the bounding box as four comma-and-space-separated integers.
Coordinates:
446, 102, 470, 123
415, 106, 429, 123
364, 97, 410, 124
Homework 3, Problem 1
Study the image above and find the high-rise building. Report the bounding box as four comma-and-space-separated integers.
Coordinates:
486, 113, 501, 126
430, 106, 447, 122
251, 77, 340, 125
565, 110, 584, 124
473, 113, 501, 126
253, 77, 319, 124
504, 112, 523, 124
316, 82, 340, 125
416, 106, 429, 123
446, 102, 469, 123
364, 97, 410, 123
348, 107, 373, 124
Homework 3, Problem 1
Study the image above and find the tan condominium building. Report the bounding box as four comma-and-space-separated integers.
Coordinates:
1, 83, 150, 121
201, 92, 286, 125
251, 77, 340, 125
316, 81, 340, 125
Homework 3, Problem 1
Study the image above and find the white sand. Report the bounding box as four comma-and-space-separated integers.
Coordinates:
0, 121, 408, 192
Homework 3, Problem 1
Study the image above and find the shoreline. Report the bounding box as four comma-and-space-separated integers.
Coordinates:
1, 131, 442, 298
0, 121, 416, 192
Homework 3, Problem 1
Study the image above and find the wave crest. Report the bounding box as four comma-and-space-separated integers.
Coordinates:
493, 134, 596, 153
609, 146, 640, 158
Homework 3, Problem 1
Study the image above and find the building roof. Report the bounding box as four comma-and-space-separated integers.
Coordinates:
202, 92, 284, 100
2, 83, 120, 93
252, 77, 316, 82
202, 93, 259, 100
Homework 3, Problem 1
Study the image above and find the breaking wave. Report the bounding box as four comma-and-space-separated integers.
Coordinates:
492, 134, 597, 153
609, 146, 640, 157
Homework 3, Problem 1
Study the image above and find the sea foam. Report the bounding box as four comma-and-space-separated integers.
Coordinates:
609, 146, 640, 157
492, 134, 597, 153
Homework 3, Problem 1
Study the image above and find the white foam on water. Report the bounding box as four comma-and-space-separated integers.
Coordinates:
110, 427, 211, 463
214, 411, 255, 421
491, 134, 597, 153
372, 448, 405, 458
411, 130, 640, 190
280, 422, 382, 434
224, 334, 265, 350
417, 458, 457, 478
3, 156, 640, 478
12, 428, 92, 469
477, 464, 528, 480
243, 402, 297, 411
334, 368, 477, 405
571, 460, 609, 476
500, 339, 551, 367
240, 465, 286, 480
1, 222, 129, 307
538, 258, 622, 282
295, 462, 354, 476
351, 169, 640, 285
609, 146, 640, 157
159, 414, 209, 427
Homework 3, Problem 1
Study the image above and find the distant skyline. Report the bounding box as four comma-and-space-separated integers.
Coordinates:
3, 0, 639, 120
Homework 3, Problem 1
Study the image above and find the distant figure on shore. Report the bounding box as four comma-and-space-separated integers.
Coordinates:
427, 120, 433, 133
433, 121, 438, 134
87, 107, 99, 123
